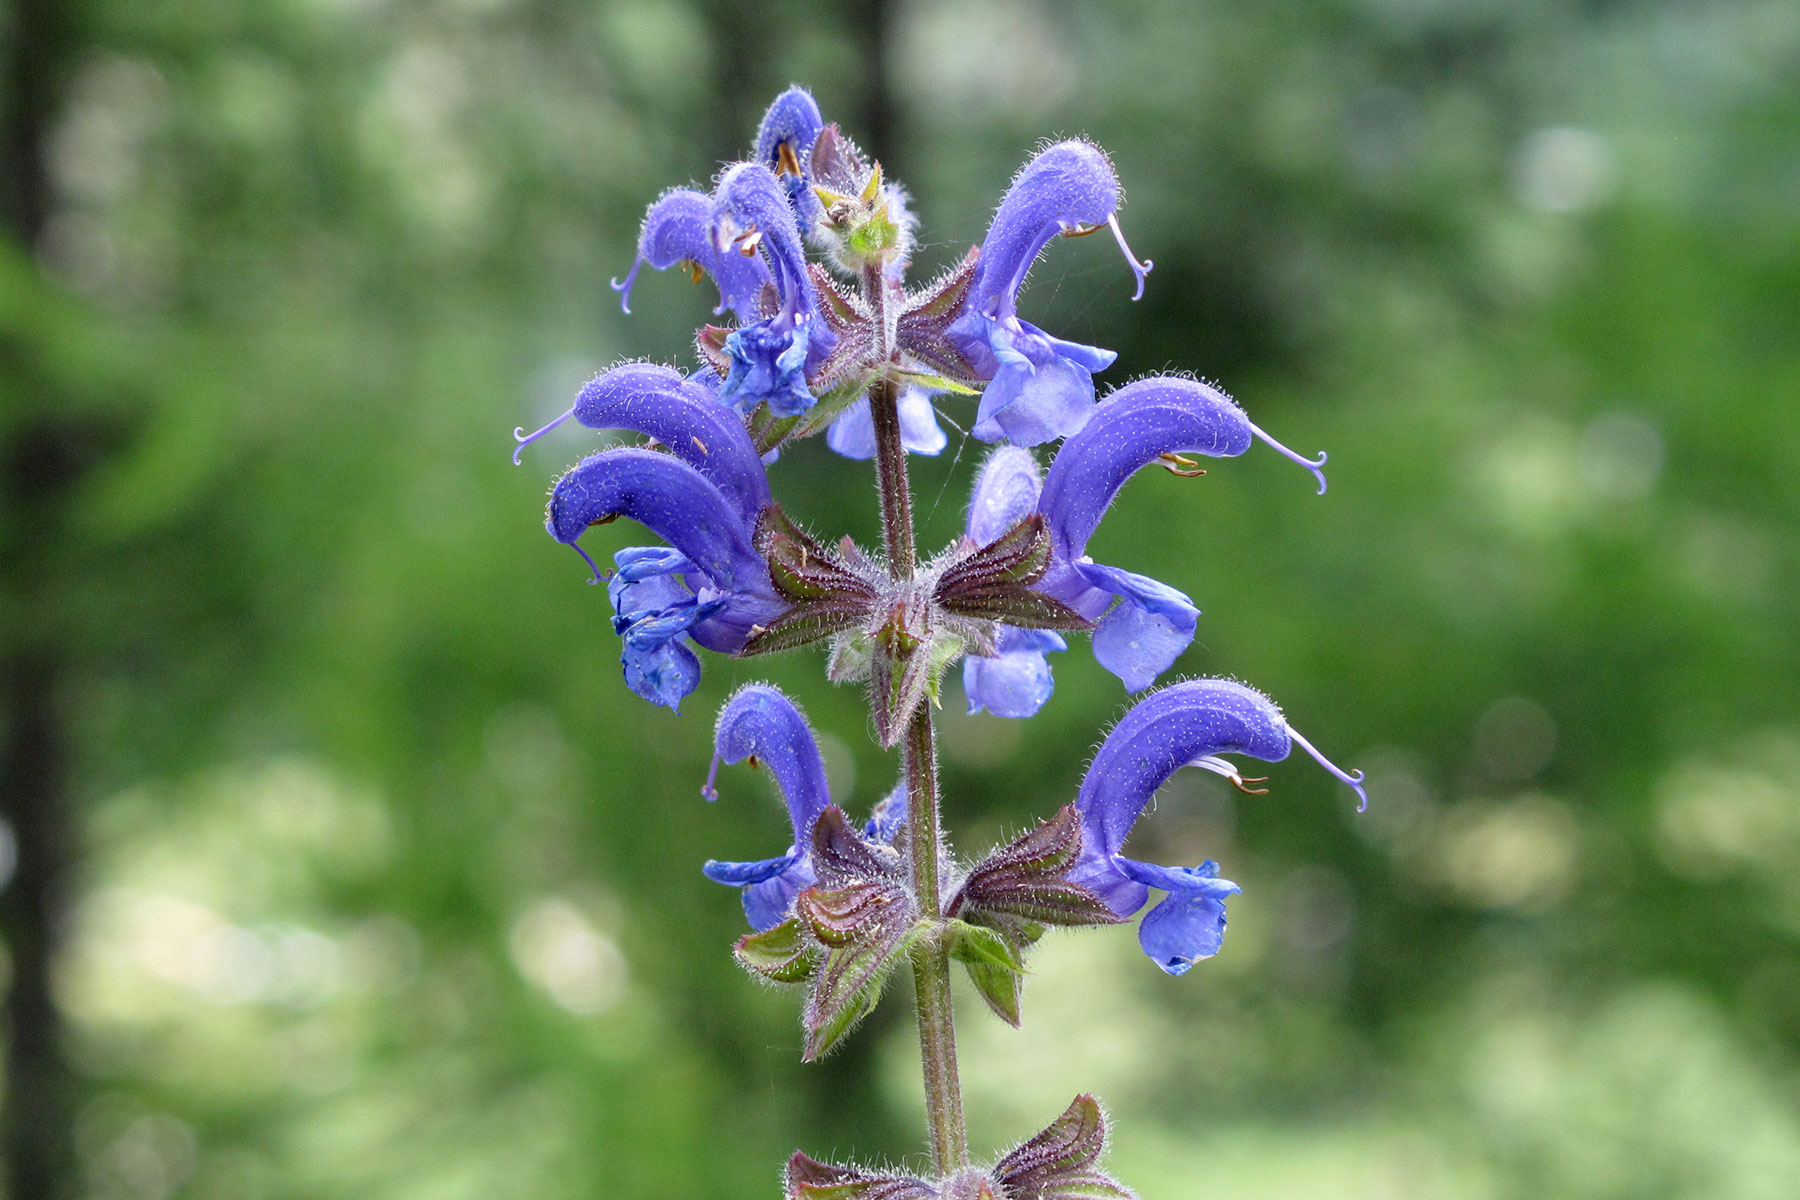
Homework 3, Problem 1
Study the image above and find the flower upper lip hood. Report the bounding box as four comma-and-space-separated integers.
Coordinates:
753, 84, 826, 226
545, 445, 771, 600
702, 683, 905, 931
940, 140, 1154, 447
610, 188, 774, 321
710, 162, 820, 326
709, 162, 837, 417
513, 362, 775, 516
965, 140, 1148, 321
1070, 677, 1366, 974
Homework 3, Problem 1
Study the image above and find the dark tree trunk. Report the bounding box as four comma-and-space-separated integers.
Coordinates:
2, 2, 89, 1196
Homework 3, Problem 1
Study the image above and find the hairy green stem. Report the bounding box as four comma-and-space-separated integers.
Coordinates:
870, 378, 969, 1173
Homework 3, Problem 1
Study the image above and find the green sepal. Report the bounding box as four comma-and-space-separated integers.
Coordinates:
755, 506, 877, 604
924, 631, 966, 709
790, 372, 878, 441
947, 918, 1024, 972
740, 603, 868, 657
801, 913, 928, 1061
826, 630, 872, 682
949, 807, 1124, 928
892, 368, 980, 396
952, 915, 1040, 1028
991, 1094, 1140, 1199
785, 1152, 937, 1200
735, 917, 820, 984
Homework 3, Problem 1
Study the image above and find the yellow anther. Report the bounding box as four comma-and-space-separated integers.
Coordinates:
1061, 221, 1105, 238
735, 229, 764, 257
775, 140, 803, 177
1157, 452, 1207, 478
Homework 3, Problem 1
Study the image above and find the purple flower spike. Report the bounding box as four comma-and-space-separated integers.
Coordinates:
1071, 678, 1365, 973
753, 86, 826, 226
702, 685, 909, 930
609, 188, 772, 320
944, 141, 1146, 445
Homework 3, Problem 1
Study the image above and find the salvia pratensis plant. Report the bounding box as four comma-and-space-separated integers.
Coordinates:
514, 85, 1367, 1197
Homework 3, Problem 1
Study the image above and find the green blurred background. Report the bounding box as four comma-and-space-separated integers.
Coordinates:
3, 0, 1798, 1196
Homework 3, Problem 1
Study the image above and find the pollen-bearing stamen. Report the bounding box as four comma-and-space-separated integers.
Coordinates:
1063, 216, 1153, 301
1189, 754, 1270, 795
1285, 725, 1368, 812
512, 409, 574, 465
1157, 451, 1207, 478
1249, 422, 1330, 494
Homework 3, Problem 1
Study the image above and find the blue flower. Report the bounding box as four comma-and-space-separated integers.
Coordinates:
963, 625, 1067, 719
1071, 678, 1366, 974
946, 141, 1153, 446
702, 684, 906, 930
530, 363, 787, 710
609, 188, 773, 321
710, 163, 836, 415
959, 445, 1066, 717
952, 379, 1331, 707
1037, 376, 1328, 692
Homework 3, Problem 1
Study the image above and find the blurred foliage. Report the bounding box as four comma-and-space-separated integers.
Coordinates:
3, 0, 1799, 1198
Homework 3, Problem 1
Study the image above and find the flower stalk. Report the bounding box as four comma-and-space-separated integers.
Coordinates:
872, 369, 969, 1171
